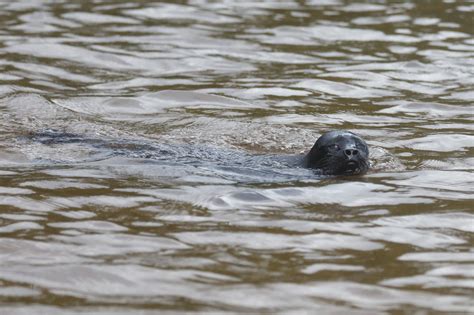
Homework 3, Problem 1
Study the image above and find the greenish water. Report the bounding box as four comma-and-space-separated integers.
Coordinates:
0, 1, 473, 314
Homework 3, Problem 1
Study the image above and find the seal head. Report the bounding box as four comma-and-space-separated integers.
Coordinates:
304, 130, 369, 175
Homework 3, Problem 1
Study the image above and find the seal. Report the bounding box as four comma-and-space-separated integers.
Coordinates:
27, 129, 369, 177
303, 130, 369, 175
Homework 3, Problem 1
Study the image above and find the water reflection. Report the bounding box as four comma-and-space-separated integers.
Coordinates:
0, 0, 473, 313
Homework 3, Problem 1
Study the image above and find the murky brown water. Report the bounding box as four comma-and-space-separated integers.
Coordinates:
0, 1, 473, 314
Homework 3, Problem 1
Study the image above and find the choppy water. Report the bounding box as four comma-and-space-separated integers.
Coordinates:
0, 1, 473, 314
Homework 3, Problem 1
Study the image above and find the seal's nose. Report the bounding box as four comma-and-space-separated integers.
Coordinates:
344, 148, 359, 158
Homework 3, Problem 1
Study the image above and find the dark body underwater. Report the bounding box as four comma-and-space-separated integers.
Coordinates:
27, 129, 370, 177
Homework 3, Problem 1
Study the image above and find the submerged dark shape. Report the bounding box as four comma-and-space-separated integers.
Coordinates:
26, 129, 369, 177
304, 130, 369, 176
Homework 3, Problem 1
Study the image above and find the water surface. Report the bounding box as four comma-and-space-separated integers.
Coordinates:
0, 1, 473, 314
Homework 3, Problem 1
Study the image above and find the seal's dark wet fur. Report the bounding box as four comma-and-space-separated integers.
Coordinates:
304, 130, 369, 175
27, 129, 369, 177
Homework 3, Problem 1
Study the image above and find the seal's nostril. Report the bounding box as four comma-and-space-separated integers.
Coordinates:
344, 149, 359, 156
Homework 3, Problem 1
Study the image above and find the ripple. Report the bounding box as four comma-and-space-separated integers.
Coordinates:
399, 252, 474, 262
0, 238, 94, 265
176, 182, 435, 210
352, 15, 411, 25
240, 87, 311, 98
442, 90, 474, 101
0, 286, 41, 297
49, 220, 128, 232
0, 187, 33, 194
294, 79, 399, 98
0, 0, 473, 313
261, 25, 419, 45
273, 282, 472, 312
0, 264, 231, 299
0, 196, 58, 212
51, 234, 189, 256
414, 17, 441, 26
52, 91, 255, 121
301, 263, 364, 274
381, 274, 474, 289
125, 4, 240, 24
4, 43, 137, 71
340, 4, 386, 12
172, 231, 383, 251
0, 213, 44, 221
62, 12, 139, 24
427, 264, 474, 277
373, 212, 474, 232
378, 101, 471, 118
354, 226, 465, 248
397, 134, 474, 152
19, 180, 108, 190
46, 195, 157, 210
203, 182, 431, 209
384, 171, 473, 194
0, 222, 43, 233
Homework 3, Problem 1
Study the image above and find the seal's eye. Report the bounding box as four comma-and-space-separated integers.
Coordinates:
329, 144, 340, 151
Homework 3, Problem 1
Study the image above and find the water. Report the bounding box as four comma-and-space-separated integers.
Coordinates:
0, 1, 473, 313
